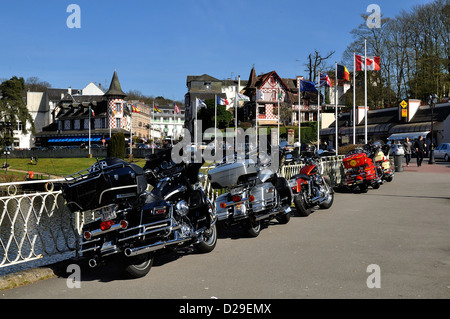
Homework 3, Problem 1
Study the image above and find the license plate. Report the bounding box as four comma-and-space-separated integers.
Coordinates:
99, 205, 117, 222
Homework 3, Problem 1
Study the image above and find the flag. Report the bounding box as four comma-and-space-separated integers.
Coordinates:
300, 80, 317, 92
216, 96, 229, 106
109, 106, 116, 116
131, 105, 141, 113
237, 93, 250, 101
355, 55, 380, 71
174, 103, 180, 114
337, 64, 350, 81
153, 103, 162, 113
320, 73, 331, 87
256, 89, 264, 100
278, 90, 283, 100
89, 107, 95, 117
195, 97, 207, 110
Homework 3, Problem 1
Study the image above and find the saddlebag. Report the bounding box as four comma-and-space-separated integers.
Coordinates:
63, 158, 147, 212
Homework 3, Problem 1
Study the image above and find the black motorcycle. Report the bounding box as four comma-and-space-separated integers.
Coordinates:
62, 148, 217, 278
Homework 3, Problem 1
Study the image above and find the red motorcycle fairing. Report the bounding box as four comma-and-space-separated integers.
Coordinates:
300, 164, 317, 176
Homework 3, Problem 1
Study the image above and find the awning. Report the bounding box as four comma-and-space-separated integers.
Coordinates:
387, 131, 429, 141
339, 123, 392, 136
389, 122, 432, 134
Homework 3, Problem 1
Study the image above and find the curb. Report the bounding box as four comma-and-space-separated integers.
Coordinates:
0, 267, 56, 291
0, 260, 74, 291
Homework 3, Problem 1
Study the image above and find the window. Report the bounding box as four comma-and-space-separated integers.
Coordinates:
116, 118, 121, 128
115, 103, 122, 113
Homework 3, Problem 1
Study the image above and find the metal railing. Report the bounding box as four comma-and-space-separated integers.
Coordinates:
0, 156, 344, 274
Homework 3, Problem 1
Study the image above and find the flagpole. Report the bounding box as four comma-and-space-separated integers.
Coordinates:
152, 101, 155, 154
277, 87, 280, 146
298, 77, 301, 148
235, 77, 239, 141
88, 105, 91, 157
335, 62, 338, 155
317, 71, 320, 150
364, 38, 368, 144
130, 105, 133, 156
214, 95, 217, 149
353, 51, 356, 145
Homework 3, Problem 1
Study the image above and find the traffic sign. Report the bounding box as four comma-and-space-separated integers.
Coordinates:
400, 100, 408, 108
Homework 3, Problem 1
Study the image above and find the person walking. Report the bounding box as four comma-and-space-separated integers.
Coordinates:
414, 136, 426, 167
403, 137, 413, 167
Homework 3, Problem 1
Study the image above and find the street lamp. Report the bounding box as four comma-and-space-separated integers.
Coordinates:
428, 94, 438, 164
3, 150, 10, 174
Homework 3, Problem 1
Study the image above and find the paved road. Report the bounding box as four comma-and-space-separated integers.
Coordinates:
1, 162, 449, 300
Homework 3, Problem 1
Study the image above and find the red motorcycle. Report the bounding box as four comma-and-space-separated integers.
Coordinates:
343, 148, 381, 192
289, 156, 334, 217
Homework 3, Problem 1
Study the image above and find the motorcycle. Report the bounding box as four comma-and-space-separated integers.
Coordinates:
208, 151, 293, 237
62, 148, 217, 278
371, 144, 394, 183
343, 147, 381, 192
289, 155, 334, 217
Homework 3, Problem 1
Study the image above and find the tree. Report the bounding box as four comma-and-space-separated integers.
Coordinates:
197, 98, 232, 131
0, 76, 35, 147
107, 133, 125, 158
304, 50, 335, 81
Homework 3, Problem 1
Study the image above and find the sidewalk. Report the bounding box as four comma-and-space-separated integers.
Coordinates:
401, 160, 450, 174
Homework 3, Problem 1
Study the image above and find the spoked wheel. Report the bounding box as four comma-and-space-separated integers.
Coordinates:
121, 252, 154, 279
194, 223, 217, 253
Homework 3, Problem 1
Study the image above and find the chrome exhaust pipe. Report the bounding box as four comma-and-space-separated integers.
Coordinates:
124, 235, 191, 257
88, 258, 97, 268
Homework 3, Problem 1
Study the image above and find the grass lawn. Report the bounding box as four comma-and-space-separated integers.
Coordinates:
2, 157, 148, 179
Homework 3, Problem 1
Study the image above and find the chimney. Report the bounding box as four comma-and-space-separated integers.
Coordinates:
68, 86, 72, 95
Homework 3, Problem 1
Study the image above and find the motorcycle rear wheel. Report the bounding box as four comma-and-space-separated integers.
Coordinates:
121, 252, 154, 279
293, 194, 311, 217
246, 220, 261, 237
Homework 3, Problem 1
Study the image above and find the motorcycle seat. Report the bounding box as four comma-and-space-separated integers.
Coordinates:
293, 174, 311, 181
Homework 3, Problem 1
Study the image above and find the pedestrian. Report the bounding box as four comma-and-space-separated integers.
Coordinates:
414, 136, 426, 167
403, 137, 413, 167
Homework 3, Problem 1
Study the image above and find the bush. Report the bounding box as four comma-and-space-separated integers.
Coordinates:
107, 133, 126, 158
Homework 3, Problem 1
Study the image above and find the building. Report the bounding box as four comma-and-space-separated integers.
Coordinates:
36, 70, 130, 147
150, 103, 185, 141
184, 74, 246, 138
320, 99, 450, 147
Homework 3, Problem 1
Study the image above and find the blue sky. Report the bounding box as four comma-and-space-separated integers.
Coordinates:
0, 0, 435, 101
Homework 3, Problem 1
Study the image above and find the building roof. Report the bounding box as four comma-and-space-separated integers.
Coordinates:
186, 74, 221, 85
104, 70, 126, 97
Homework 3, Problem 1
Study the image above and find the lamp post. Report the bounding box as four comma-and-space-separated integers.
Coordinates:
3, 150, 10, 174
428, 94, 437, 164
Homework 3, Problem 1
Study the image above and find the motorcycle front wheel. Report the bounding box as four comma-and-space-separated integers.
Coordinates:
194, 224, 217, 253
294, 193, 311, 217
121, 252, 154, 279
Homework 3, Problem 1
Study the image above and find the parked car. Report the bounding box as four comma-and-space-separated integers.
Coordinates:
434, 143, 450, 161
390, 143, 405, 156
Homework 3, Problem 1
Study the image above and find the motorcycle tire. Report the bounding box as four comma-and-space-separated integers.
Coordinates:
276, 212, 291, 224
246, 220, 261, 238
121, 252, 154, 279
194, 224, 217, 253
293, 194, 311, 217
319, 189, 334, 209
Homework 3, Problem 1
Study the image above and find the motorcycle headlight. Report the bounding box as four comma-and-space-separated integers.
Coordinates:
176, 200, 190, 216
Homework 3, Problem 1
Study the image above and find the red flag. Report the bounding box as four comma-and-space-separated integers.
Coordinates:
174, 103, 180, 114
355, 55, 380, 71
